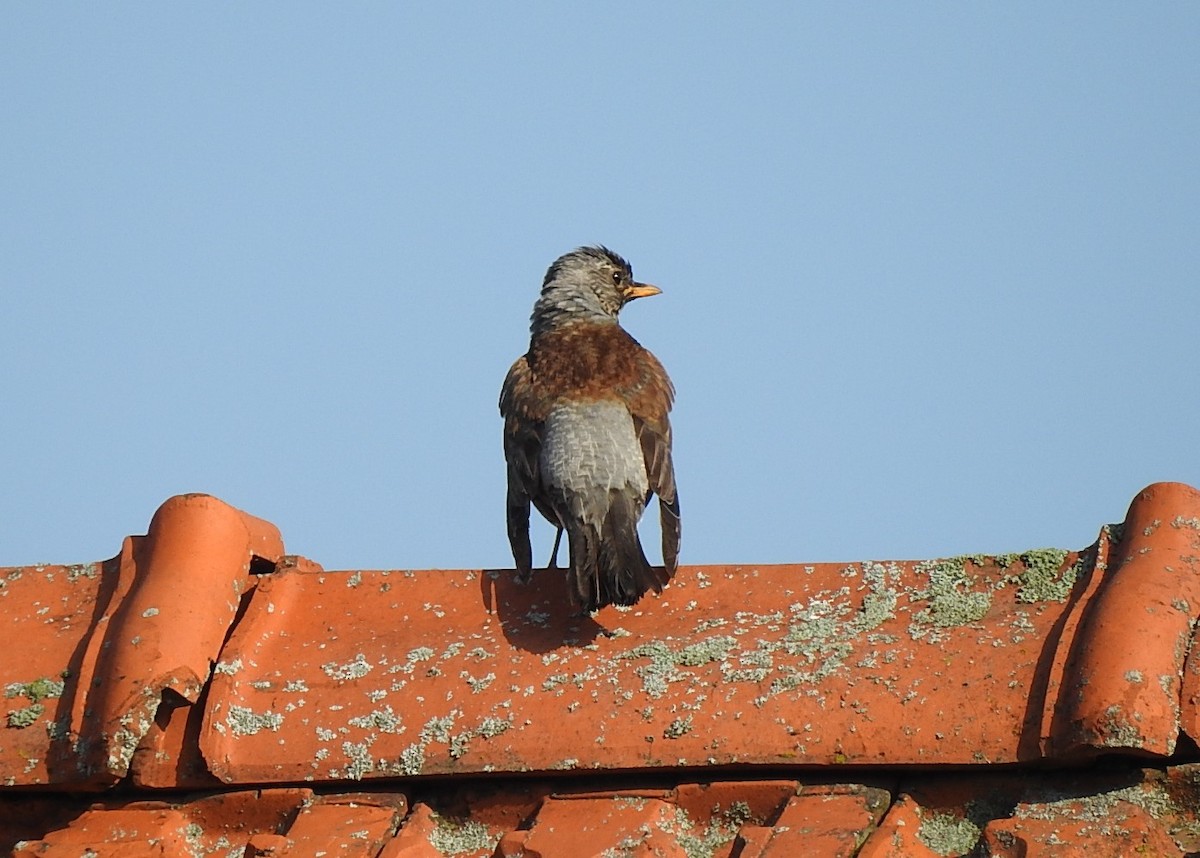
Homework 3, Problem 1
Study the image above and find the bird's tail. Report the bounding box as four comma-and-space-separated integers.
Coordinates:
567, 489, 668, 612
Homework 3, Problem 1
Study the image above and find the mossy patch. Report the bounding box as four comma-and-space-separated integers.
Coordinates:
917, 809, 982, 855
908, 547, 1081, 640
347, 706, 402, 733
4, 676, 65, 729
910, 558, 993, 635
618, 636, 737, 699
6, 703, 44, 729
4, 676, 65, 703
428, 813, 496, 855
225, 705, 283, 736
655, 803, 757, 858
663, 715, 693, 739
1014, 548, 1076, 603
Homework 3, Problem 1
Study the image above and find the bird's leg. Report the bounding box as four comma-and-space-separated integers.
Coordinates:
547, 526, 564, 569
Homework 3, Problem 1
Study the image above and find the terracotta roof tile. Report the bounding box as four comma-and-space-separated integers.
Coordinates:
1056, 482, 1200, 757
4, 482, 1200, 854
4, 770, 1200, 855
856, 794, 942, 858
2, 493, 282, 789
12, 806, 195, 857
739, 784, 889, 857
981, 786, 1186, 857
272, 795, 403, 856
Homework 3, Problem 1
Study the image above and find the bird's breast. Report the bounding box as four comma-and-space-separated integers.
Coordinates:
538, 400, 648, 496
526, 323, 649, 398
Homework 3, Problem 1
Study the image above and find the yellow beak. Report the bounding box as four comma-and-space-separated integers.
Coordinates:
623, 282, 662, 300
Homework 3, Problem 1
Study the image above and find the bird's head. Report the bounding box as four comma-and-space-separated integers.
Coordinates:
530, 246, 661, 335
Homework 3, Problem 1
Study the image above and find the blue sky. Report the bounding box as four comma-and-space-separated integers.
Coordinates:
4, 5, 1198, 572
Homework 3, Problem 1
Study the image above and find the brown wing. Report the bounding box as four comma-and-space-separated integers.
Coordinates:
500, 355, 562, 580
499, 355, 542, 496
621, 345, 681, 575
500, 356, 538, 579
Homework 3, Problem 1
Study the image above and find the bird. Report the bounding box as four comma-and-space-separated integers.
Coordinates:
500, 246, 680, 613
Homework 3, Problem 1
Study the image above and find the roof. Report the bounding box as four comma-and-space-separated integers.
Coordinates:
3, 483, 1200, 856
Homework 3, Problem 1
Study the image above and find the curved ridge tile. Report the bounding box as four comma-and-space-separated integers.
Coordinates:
1178, 507, 1200, 746
81, 494, 283, 780
199, 545, 1099, 783
1054, 482, 1200, 756
11, 482, 1200, 802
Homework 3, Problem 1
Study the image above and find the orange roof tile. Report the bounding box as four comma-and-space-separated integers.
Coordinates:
3, 482, 1200, 855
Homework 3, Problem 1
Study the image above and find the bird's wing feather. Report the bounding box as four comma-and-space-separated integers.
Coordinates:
618, 346, 677, 502
620, 345, 681, 574
500, 355, 550, 579
501, 356, 560, 518
499, 355, 542, 498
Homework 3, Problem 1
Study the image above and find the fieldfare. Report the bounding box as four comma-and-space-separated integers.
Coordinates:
500, 246, 680, 613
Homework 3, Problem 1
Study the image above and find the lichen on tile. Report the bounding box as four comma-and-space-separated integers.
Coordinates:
427, 812, 497, 856
225, 705, 284, 736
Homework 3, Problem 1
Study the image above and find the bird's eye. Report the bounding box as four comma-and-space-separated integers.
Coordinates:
611, 271, 623, 285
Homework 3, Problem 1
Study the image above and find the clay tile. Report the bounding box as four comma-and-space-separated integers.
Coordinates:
855, 795, 943, 858
13, 483, 1200, 857
0, 556, 111, 787
379, 802, 494, 858
12, 806, 193, 857
199, 542, 1105, 783
182, 787, 313, 842
245, 833, 293, 857
1054, 482, 1200, 756
73, 494, 284, 784
671, 780, 799, 824
983, 793, 1184, 857
128, 681, 217, 789
0, 494, 283, 789
277, 797, 402, 856
739, 784, 890, 857
518, 795, 688, 858
23, 483, 1200, 789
